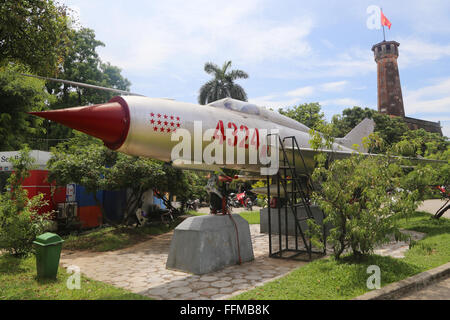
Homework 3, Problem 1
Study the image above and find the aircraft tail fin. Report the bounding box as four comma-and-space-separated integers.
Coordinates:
335, 118, 375, 153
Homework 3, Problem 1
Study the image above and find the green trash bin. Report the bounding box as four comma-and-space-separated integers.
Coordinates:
33, 232, 64, 279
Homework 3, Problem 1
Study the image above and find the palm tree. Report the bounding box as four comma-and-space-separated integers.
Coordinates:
198, 61, 249, 105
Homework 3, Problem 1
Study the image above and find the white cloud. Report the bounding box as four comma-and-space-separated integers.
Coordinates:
320, 98, 361, 107
403, 77, 450, 137
286, 86, 315, 98
404, 78, 450, 114
265, 46, 375, 80
399, 38, 450, 67
320, 81, 348, 92
89, 0, 314, 74
248, 96, 302, 109
249, 81, 359, 110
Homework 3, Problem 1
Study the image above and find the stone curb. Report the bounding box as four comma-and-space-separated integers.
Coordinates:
353, 262, 450, 300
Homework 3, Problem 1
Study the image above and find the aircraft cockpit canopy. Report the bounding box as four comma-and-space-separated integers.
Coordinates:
208, 98, 261, 116
207, 98, 311, 133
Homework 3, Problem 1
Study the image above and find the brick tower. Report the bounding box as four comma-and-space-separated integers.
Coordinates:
372, 40, 405, 117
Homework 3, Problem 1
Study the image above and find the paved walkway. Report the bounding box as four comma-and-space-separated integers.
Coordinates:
60, 220, 424, 300
61, 225, 304, 300
399, 276, 450, 300
417, 199, 449, 218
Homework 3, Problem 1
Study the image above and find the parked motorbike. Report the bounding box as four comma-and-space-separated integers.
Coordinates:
133, 204, 174, 227
186, 199, 200, 211
227, 193, 240, 208
231, 191, 255, 211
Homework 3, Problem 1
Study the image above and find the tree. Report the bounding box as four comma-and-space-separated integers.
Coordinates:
47, 134, 205, 223
198, 61, 248, 104
331, 106, 376, 137
391, 129, 449, 201
308, 128, 444, 260
371, 113, 409, 150
330, 106, 409, 151
46, 28, 131, 106
103, 154, 165, 222
0, 63, 54, 151
44, 28, 131, 148
279, 102, 325, 130
47, 139, 111, 222
392, 129, 449, 159
0, 147, 51, 256
0, 0, 71, 75
309, 154, 421, 260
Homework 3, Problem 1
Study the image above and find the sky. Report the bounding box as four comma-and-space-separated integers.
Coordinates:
61, 0, 450, 137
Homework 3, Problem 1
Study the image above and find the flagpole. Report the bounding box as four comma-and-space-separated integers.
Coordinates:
381, 7, 386, 41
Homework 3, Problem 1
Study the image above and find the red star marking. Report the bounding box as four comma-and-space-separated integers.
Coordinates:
163, 121, 168, 126
164, 114, 168, 119
166, 128, 171, 133
177, 123, 180, 127
170, 122, 174, 127
170, 116, 174, 120
150, 112, 154, 117
160, 127, 165, 132
176, 116, 180, 121
153, 127, 158, 131
157, 120, 162, 125
150, 119, 155, 124
157, 114, 161, 118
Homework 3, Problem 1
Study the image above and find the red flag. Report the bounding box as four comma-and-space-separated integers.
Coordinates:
381, 10, 392, 29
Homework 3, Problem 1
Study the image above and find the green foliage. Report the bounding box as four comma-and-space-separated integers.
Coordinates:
48, 136, 207, 222
330, 106, 409, 151
392, 129, 449, 159
307, 116, 448, 259
0, 0, 71, 75
371, 113, 409, 150
0, 147, 51, 256
331, 106, 375, 137
233, 254, 421, 300
0, 64, 55, 151
47, 28, 131, 106
48, 141, 107, 196
174, 170, 209, 204
44, 28, 131, 148
310, 154, 420, 259
234, 213, 450, 300
104, 154, 165, 219
279, 102, 325, 130
198, 61, 248, 104
251, 180, 268, 207
308, 122, 336, 166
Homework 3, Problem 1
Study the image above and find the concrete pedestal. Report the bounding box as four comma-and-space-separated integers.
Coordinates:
260, 205, 328, 236
166, 214, 254, 275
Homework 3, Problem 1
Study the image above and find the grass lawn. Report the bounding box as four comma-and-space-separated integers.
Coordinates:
63, 211, 260, 252
233, 211, 450, 300
186, 210, 261, 224
0, 254, 150, 300
62, 217, 184, 252
238, 211, 260, 224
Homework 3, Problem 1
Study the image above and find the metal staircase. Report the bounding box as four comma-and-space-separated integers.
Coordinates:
265, 134, 326, 260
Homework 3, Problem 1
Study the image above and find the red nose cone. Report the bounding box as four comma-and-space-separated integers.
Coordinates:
29, 96, 130, 150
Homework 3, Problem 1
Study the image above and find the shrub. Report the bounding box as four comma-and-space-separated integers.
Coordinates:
0, 148, 52, 257
309, 154, 421, 259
